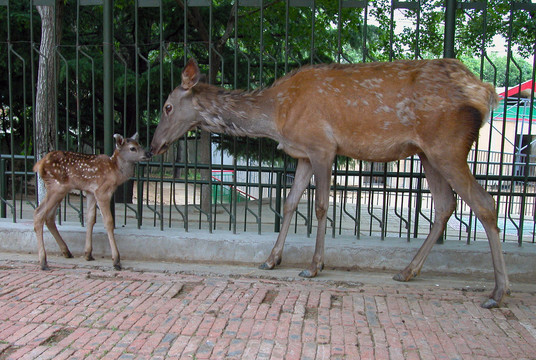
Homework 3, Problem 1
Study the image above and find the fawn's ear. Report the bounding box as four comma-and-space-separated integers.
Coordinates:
114, 134, 126, 149
181, 58, 200, 90
130, 132, 139, 142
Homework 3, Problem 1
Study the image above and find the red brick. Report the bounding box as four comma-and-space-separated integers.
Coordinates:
211, 336, 232, 359
181, 335, 204, 357
226, 338, 246, 359
181, 314, 203, 336
208, 316, 228, 338
167, 334, 190, 357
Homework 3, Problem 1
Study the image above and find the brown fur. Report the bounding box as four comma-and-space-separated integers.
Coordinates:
151, 58, 509, 308
33, 134, 151, 271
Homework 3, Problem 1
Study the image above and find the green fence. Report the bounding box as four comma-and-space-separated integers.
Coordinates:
1, 0, 535, 245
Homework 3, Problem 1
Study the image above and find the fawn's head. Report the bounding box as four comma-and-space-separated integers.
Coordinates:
114, 133, 152, 163
151, 58, 203, 155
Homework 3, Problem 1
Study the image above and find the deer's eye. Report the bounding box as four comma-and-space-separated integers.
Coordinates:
130, 146, 137, 152
165, 104, 172, 114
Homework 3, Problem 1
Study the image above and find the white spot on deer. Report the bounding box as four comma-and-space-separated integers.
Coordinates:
374, 105, 394, 114
345, 99, 358, 107
396, 98, 416, 126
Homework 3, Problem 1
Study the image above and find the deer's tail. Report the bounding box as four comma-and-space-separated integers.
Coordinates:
33, 158, 45, 176
483, 82, 500, 127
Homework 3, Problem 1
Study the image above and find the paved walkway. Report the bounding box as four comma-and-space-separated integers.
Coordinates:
0, 253, 535, 360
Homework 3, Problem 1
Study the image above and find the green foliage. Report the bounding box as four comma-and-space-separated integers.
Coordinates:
462, 54, 534, 88
1, 0, 535, 161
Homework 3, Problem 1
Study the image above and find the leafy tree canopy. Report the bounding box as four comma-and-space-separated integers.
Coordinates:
1, 0, 535, 160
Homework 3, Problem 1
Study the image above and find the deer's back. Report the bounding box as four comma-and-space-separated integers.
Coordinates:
35, 151, 115, 192
269, 59, 496, 161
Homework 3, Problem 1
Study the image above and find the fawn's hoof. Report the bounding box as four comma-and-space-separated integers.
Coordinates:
85, 254, 95, 261
114, 263, 122, 271
64, 251, 73, 259
40, 263, 50, 271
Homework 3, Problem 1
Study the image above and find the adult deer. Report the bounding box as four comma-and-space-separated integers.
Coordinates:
33, 133, 151, 270
151, 58, 509, 308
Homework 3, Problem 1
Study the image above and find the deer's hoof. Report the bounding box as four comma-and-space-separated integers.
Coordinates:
299, 269, 317, 278
64, 251, 73, 259
259, 262, 274, 270
393, 268, 419, 282
40, 263, 50, 271
85, 254, 95, 261
481, 298, 501, 309
392, 273, 407, 282
113, 263, 122, 271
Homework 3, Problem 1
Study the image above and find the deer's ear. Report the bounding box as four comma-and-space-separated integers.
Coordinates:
181, 58, 200, 90
114, 134, 125, 149
130, 132, 139, 142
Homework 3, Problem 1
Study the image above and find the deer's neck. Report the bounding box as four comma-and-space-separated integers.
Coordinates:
111, 153, 135, 184
192, 84, 279, 140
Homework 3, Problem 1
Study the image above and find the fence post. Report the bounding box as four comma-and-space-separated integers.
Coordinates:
0, 159, 5, 218
444, 0, 456, 58
274, 171, 282, 232
103, 0, 114, 219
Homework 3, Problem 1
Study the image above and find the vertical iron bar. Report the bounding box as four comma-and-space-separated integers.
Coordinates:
103, 0, 114, 225
444, 0, 456, 58
0, 159, 5, 218
103, 0, 113, 155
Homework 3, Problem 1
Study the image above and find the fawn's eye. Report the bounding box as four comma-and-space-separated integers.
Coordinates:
165, 104, 172, 114
130, 146, 137, 152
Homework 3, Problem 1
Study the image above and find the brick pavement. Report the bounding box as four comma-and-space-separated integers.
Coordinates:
0, 256, 535, 360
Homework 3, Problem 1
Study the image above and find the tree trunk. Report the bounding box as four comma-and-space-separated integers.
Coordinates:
35, 2, 63, 203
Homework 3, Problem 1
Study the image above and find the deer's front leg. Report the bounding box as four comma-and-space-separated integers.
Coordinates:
84, 193, 97, 261
299, 158, 332, 278
97, 195, 121, 270
259, 159, 313, 270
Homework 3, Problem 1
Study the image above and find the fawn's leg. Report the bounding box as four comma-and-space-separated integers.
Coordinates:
84, 193, 97, 261
96, 195, 121, 270
34, 190, 67, 270
34, 201, 49, 270
45, 203, 73, 259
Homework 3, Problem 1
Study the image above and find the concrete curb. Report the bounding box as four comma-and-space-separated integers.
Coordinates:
1, 219, 534, 281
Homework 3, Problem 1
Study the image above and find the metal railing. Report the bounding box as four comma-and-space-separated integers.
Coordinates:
1, 0, 535, 246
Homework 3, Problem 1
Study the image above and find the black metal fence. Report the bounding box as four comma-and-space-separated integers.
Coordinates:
1, 0, 535, 245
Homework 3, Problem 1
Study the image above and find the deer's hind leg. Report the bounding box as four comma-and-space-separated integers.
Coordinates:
34, 189, 69, 270
45, 203, 73, 259
436, 159, 509, 308
393, 153, 456, 282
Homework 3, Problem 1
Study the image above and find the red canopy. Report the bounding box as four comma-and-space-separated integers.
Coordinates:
498, 80, 534, 99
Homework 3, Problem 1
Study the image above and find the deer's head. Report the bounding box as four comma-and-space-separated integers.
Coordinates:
115, 133, 152, 162
150, 58, 202, 156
